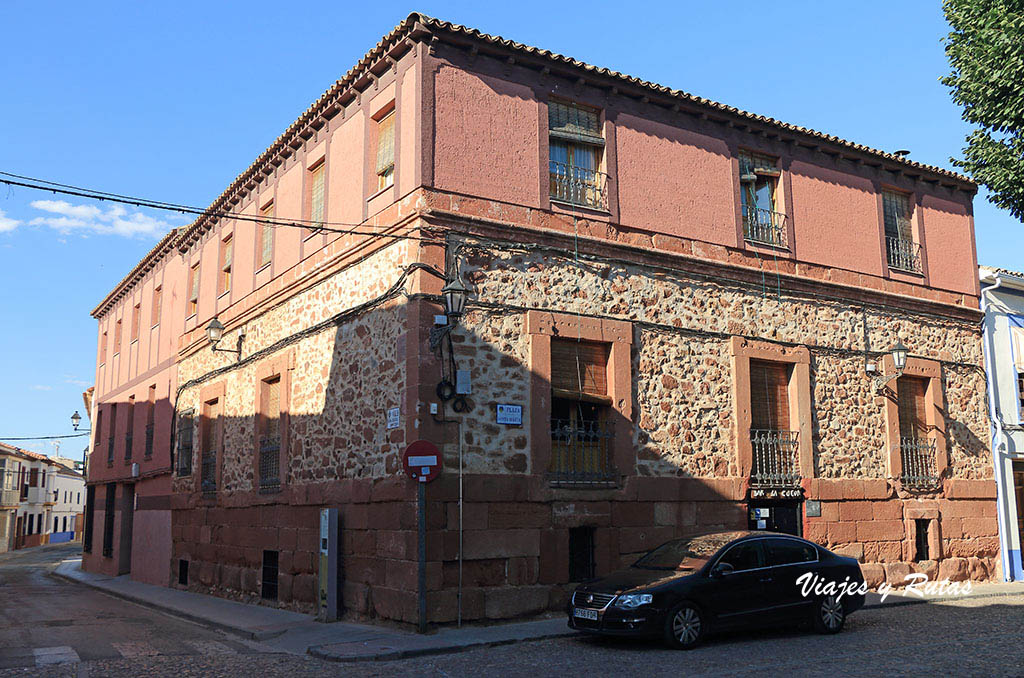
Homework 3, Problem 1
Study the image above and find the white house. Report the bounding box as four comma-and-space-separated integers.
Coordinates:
50, 466, 85, 542
980, 266, 1024, 581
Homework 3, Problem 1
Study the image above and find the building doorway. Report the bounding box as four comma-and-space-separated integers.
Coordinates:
748, 499, 803, 536
117, 484, 134, 575
1013, 461, 1024, 575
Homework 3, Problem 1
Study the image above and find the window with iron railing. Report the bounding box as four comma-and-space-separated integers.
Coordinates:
883, 190, 922, 273
740, 152, 787, 248
896, 375, 939, 487
548, 100, 609, 211
749, 360, 800, 486
258, 376, 282, 491
176, 410, 194, 476
200, 400, 220, 496
548, 339, 616, 486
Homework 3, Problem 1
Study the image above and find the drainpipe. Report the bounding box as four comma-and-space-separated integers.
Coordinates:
980, 274, 1014, 581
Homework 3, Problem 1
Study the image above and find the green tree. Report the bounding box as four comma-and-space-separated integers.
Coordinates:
941, 0, 1024, 220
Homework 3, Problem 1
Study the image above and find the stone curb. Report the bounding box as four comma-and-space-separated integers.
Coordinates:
49, 566, 288, 641
862, 588, 1024, 610
307, 629, 581, 664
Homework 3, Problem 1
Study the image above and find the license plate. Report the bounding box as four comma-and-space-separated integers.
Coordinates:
573, 607, 598, 621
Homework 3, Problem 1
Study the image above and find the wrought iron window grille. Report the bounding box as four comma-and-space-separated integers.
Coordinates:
549, 160, 610, 211
886, 236, 923, 273
742, 206, 788, 248
898, 437, 939, 488
259, 436, 281, 492
750, 429, 801, 487
548, 417, 616, 487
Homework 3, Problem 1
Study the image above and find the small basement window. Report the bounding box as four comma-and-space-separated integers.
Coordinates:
262, 550, 279, 600
569, 526, 596, 582
914, 519, 930, 562
178, 559, 189, 586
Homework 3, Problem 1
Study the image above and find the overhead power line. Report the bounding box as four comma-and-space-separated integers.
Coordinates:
0, 170, 436, 243
0, 432, 91, 441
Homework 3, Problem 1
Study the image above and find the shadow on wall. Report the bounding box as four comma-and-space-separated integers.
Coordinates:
85, 291, 738, 625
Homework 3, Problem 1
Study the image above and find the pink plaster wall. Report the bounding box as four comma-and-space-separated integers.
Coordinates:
920, 194, 978, 296
433, 65, 540, 206
788, 161, 884, 277
328, 112, 366, 226
398, 62, 419, 196
615, 113, 736, 244
425, 50, 978, 301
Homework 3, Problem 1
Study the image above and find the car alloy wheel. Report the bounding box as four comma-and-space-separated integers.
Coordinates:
816, 594, 845, 634
665, 603, 704, 649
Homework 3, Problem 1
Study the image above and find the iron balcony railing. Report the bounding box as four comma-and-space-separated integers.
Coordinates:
899, 436, 939, 488
549, 418, 616, 486
144, 424, 154, 459
259, 436, 281, 491
750, 429, 801, 487
124, 433, 133, 461
549, 161, 609, 211
107, 436, 115, 464
201, 450, 217, 495
886, 236, 922, 273
742, 206, 788, 248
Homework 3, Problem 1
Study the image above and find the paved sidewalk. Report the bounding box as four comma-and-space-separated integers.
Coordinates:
53, 558, 312, 640
51, 557, 1024, 663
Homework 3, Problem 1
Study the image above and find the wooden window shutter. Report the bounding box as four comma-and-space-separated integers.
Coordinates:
548, 100, 602, 142
897, 376, 928, 439
310, 163, 325, 224
152, 287, 161, 326
376, 113, 395, 174
550, 339, 609, 399
189, 264, 200, 302
262, 377, 281, 442
1011, 326, 1024, 372
203, 399, 221, 453
749, 360, 790, 431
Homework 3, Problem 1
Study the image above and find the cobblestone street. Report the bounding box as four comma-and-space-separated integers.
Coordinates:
2, 544, 1023, 678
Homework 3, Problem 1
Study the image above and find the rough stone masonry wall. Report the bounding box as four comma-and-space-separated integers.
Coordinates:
418, 239, 997, 622
171, 241, 417, 614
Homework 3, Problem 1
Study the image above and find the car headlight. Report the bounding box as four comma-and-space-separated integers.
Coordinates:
614, 593, 653, 609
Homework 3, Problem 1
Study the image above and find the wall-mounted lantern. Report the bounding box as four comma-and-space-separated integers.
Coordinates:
70, 411, 82, 431
206, 317, 245, 361
442, 275, 469, 325
870, 340, 909, 392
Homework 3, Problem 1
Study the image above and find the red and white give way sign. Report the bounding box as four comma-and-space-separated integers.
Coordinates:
402, 440, 441, 483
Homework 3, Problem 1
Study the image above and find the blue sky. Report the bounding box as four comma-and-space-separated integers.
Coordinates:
0, 1, 1020, 456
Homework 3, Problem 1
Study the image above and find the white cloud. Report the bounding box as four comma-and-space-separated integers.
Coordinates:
28, 199, 174, 238
0, 209, 20, 232
64, 376, 90, 387
30, 384, 52, 391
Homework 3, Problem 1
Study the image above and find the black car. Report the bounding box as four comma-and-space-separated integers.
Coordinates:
567, 530, 865, 649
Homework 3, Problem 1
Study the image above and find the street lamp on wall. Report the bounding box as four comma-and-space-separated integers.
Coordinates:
441, 275, 469, 326
71, 411, 82, 431
871, 340, 909, 392
206, 317, 245, 360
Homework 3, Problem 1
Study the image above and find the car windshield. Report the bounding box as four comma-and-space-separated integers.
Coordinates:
632, 532, 749, 571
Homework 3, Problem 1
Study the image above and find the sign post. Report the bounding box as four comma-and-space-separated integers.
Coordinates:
402, 440, 441, 633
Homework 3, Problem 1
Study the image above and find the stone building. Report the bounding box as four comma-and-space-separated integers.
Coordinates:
87, 13, 997, 627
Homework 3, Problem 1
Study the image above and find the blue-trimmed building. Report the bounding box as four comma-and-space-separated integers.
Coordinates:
980, 266, 1024, 581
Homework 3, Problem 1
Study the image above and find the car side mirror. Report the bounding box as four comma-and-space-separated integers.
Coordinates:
711, 562, 734, 578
